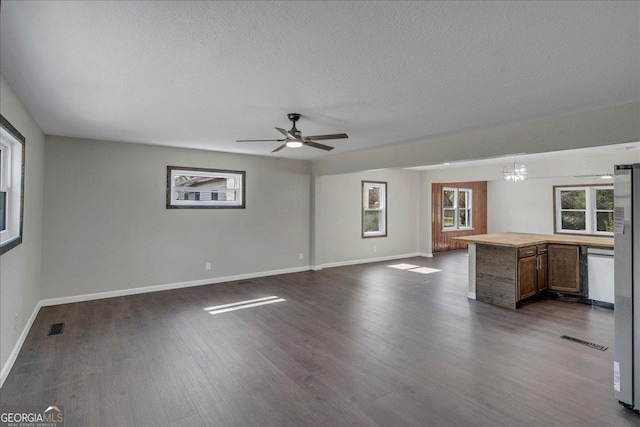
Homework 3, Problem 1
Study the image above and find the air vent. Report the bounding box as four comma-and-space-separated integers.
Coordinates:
48, 323, 64, 336
560, 335, 608, 351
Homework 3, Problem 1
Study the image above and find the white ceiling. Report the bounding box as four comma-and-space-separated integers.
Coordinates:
1, 1, 638, 161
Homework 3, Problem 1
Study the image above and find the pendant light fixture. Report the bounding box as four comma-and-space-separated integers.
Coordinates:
503, 162, 528, 182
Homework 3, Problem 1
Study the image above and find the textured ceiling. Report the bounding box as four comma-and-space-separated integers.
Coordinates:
1, 1, 638, 160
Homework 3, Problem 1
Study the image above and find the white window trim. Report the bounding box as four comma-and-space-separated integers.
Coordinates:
167, 166, 245, 209
0, 121, 24, 253
362, 181, 387, 238
442, 187, 473, 231
554, 185, 614, 236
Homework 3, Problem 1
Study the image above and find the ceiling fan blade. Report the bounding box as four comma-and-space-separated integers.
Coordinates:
304, 141, 334, 151
236, 139, 286, 142
275, 127, 295, 139
272, 143, 288, 153
304, 133, 348, 141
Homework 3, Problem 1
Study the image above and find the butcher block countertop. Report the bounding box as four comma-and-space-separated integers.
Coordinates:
453, 232, 614, 248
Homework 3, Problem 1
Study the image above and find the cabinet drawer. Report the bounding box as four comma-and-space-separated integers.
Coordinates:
537, 245, 548, 254
518, 246, 537, 258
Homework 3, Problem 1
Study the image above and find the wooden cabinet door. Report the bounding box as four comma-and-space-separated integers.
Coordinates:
548, 244, 580, 293
518, 256, 537, 300
537, 253, 548, 292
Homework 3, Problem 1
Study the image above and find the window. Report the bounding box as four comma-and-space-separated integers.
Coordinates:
0, 115, 25, 254
167, 166, 245, 209
554, 185, 613, 235
362, 181, 387, 238
442, 187, 472, 230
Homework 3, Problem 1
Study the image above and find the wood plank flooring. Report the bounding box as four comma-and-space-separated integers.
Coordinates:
2, 251, 639, 426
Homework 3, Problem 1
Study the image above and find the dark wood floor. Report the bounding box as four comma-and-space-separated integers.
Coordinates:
2, 251, 639, 426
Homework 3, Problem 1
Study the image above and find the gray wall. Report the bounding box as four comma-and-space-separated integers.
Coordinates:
41, 136, 312, 299
314, 169, 421, 266
0, 75, 45, 374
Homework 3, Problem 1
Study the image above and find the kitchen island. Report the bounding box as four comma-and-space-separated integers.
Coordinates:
454, 232, 613, 309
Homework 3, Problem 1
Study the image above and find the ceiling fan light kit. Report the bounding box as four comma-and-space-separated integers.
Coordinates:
236, 113, 348, 153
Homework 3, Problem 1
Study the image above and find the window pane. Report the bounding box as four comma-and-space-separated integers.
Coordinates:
595, 189, 613, 210
596, 211, 614, 232
458, 191, 467, 209
0, 191, 5, 231
367, 187, 380, 209
177, 190, 196, 200
459, 210, 467, 227
561, 211, 586, 231
560, 190, 586, 209
461, 209, 472, 227
443, 209, 455, 228
364, 211, 380, 233
443, 190, 455, 208
175, 175, 228, 189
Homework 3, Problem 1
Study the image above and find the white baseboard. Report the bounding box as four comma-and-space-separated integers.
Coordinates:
317, 253, 423, 270
419, 252, 434, 258
467, 292, 476, 300
1, 301, 42, 388
39, 265, 312, 307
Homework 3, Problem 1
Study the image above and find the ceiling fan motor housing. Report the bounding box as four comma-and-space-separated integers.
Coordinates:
288, 113, 302, 138
287, 113, 301, 122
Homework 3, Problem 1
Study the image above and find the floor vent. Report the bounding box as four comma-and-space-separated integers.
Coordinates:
48, 323, 65, 336
560, 335, 608, 351
238, 280, 253, 285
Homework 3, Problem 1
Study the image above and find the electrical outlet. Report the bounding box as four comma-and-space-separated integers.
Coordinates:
299, 253, 304, 260
205, 262, 211, 271
373, 246, 377, 253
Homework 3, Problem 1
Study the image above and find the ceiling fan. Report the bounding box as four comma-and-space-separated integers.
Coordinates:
236, 113, 348, 152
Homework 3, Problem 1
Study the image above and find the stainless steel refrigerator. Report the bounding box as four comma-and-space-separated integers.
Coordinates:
614, 163, 640, 411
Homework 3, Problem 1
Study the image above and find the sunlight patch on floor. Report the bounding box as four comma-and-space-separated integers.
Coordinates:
388, 263, 420, 270
204, 296, 286, 315
409, 267, 441, 275
388, 264, 441, 275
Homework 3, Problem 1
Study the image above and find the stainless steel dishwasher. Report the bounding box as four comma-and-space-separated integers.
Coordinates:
587, 247, 614, 306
